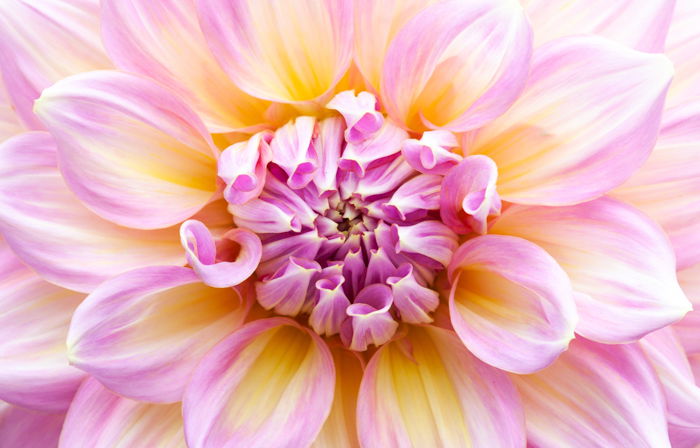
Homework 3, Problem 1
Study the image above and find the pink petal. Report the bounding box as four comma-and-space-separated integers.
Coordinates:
357, 325, 525, 447
448, 235, 577, 373
343, 284, 399, 351
401, 130, 462, 175
196, 0, 353, 103
490, 197, 691, 342
382, 174, 441, 222
440, 155, 501, 235
394, 221, 458, 268
180, 219, 262, 288
183, 318, 335, 448
327, 90, 383, 143
381, 0, 532, 132
613, 101, 700, 269
102, 0, 269, 132
67, 266, 250, 403
0, 240, 84, 412
270, 117, 318, 189
523, 0, 674, 52
59, 377, 185, 447
0, 132, 183, 292
673, 263, 700, 356
309, 275, 351, 336
219, 131, 272, 205
34, 70, 218, 229
312, 116, 345, 196
665, 0, 700, 107
471, 35, 673, 205
512, 338, 671, 447
339, 121, 408, 176
0, 0, 110, 129
386, 264, 439, 324
0, 76, 23, 141
256, 257, 321, 316
0, 403, 65, 448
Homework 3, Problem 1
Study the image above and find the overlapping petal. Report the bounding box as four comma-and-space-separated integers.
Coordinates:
0, 77, 23, 141
471, 35, 673, 205
67, 266, 250, 403
0, 0, 110, 129
357, 325, 525, 447
448, 235, 577, 373
381, 0, 532, 132
673, 263, 700, 357
102, 0, 269, 132
183, 318, 335, 448
491, 197, 690, 342
0, 402, 65, 448
197, 0, 353, 103
0, 239, 84, 412
0, 132, 184, 292
665, 0, 700, 106
522, 0, 674, 52
512, 338, 671, 447
35, 70, 218, 229
60, 378, 185, 447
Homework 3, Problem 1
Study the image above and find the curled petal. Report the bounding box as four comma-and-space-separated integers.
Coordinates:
259, 231, 323, 277
383, 174, 441, 222
448, 235, 577, 373
472, 35, 673, 205
59, 378, 185, 447
358, 325, 525, 447
401, 130, 462, 175
490, 197, 691, 342
197, 0, 353, 103
309, 275, 351, 336
673, 264, 700, 356
270, 117, 317, 189
352, 157, 415, 199
339, 121, 408, 176
312, 117, 345, 195
219, 131, 272, 205
387, 264, 439, 323
0, 0, 110, 129
67, 266, 250, 402
0, 403, 65, 448
365, 248, 399, 285
35, 70, 218, 229
180, 220, 261, 288
327, 90, 383, 143
256, 257, 322, 316
344, 285, 399, 351
394, 221, 458, 268
523, 0, 674, 53
382, 0, 532, 132
0, 240, 84, 411
102, 0, 269, 132
440, 155, 501, 235
513, 338, 671, 447
183, 318, 335, 448
0, 132, 183, 292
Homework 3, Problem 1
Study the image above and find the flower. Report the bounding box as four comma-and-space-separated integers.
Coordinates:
0, 0, 699, 447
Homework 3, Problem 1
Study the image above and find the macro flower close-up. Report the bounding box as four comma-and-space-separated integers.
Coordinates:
1, 0, 700, 446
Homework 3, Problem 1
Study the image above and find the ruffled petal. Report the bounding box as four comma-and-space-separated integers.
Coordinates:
218, 131, 272, 205
613, 101, 700, 269
490, 197, 691, 342
448, 235, 577, 373
0, 402, 65, 448
0, 0, 110, 129
183, 318, 335, 448
0, 132, 184, 293
196, 0, 353, 103
34, 70, 218, 229
472, 35, 673, 205
357, 325, 525, 447
0, 239, 84, 412
102, 0, 269, 132
523, 0, 674, 52
512, 338, 671, 447
343, 284, 399, 351
381, 0, 532, 132
67, 266, 250, 403
59, 378, 185, 447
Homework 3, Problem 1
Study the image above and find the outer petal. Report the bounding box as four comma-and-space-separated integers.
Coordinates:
490, 197, 691, 342
67, 266, 250, 403
59, 378, 185, 448
659, 0, 700, 106
0, 132, 183, 292
196, 0, 353, 103
674, 263, 700, 356
183, 318, 335, 448
381, 0, 532, 132
357, 325, 525, 447
512, 338, 671, 447
0, 402, 65, 448
612, 101, 700, 269
0, 0, 110, 129
34, 70, 218, 229
522, 0, 674, 52
0, 240, 84, 412
102, 0, 269, 132
0, 77, 23, 141
448, 235, 577, 373
311, 345, 362, 448
471, 36, 673, 205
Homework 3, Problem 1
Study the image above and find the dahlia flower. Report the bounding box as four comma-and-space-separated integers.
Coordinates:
0, 0, 699, 446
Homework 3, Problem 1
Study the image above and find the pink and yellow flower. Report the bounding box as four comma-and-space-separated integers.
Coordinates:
0, 0, 699, 447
